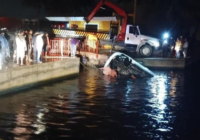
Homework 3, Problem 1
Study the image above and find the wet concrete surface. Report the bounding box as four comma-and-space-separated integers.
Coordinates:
0, 56, 80, 95
0, 56, 76, 71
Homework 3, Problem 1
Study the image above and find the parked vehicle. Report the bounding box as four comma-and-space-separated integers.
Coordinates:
84, 0, 161, 57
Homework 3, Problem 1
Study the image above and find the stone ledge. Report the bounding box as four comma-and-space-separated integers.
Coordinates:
0, 58, 80, 95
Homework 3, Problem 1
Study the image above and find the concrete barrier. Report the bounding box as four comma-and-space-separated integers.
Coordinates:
134, 58, 185, 69
134, 57, 199, 69
0, 58, 80, 95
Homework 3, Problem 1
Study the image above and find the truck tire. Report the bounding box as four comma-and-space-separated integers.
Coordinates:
139, 44, 153, 57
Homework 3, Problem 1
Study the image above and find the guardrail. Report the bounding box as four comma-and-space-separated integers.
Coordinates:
49, 38, 99, 58
49, 38, 69, 56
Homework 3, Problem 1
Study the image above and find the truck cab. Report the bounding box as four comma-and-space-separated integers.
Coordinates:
125, 25, 161, 57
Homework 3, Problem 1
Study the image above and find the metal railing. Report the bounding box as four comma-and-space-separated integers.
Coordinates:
49, 38, 99, 58
49, 38, 70, 56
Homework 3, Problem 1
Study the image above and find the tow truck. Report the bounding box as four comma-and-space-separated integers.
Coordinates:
84, 0, 161, 57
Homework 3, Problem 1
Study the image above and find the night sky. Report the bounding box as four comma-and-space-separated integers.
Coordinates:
0, 0, 200, 37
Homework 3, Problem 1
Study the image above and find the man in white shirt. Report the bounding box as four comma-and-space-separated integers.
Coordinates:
15, 30, 26, 65
32, 32, 44, 63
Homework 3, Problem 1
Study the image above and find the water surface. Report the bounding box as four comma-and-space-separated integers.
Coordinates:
0, 66, 199, 140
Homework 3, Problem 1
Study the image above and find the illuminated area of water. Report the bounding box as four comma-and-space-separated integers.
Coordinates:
0, 66, 199, 140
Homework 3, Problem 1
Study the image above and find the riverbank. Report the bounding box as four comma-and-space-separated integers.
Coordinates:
0, 57, 80, 95
134, 57, 200, 69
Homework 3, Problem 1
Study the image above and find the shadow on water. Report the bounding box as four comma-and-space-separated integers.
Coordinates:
0, 64, 200, 140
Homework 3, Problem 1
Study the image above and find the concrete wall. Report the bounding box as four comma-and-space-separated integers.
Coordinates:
134, 58, 186, 69
0, 58, 80, 95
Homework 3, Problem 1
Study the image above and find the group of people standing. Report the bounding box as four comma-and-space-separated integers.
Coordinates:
173, 36, 189, 58
163, 36, 189, 58
13, 30, 50, 65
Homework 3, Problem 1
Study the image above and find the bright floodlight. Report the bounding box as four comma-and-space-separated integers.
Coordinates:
163, 33, 169, 39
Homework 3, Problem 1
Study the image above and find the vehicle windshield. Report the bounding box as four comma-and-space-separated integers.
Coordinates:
129, 26, 139, 35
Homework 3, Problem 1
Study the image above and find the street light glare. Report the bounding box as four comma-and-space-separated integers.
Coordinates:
163, 33, 169, 39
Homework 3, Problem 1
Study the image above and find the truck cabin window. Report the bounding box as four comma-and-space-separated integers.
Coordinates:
85, 24, 98, 32
129, 26, 139, 36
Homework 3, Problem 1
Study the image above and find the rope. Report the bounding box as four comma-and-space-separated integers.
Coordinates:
79, 60, 103, 78
79, 60, 100, 71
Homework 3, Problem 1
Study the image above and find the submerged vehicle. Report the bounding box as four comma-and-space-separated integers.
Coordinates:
104, 52, 155, 77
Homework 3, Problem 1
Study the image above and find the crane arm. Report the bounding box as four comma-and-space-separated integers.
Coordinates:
84, 0, 104, 23
84, 0, 127, 41
104, 0, 127, 40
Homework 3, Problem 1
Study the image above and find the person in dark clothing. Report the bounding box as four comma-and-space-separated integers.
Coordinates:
4, 32, 10, 41
180, 36, 185, 45
162, 39, 169, 57
169, 37, 175, 57
25, 30, 33, 61
42, 33, 50, 57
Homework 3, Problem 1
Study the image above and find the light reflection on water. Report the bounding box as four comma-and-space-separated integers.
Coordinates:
147, 74, 169, 131
0, 67, 199, 140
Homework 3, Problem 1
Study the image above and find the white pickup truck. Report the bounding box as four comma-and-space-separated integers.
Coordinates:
101, 24, 161, 57
124, 25, 161, 57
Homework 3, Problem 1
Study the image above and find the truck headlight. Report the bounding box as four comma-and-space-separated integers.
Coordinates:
151, 40, 160, 47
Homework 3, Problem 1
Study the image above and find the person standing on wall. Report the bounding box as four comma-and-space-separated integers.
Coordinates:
68, 38, 80, 57
32, 32, 44, 63
12, 31, 18, 62
162, 41, 169, 57
0, 31, 10, 65
182, 38, 189, 58
169, 37, 175, 58
42, 33, 50, 57
179, 35, 184, 57
15, 30, 26, 65
175, 38, 182, 59
26, 30, 33, 62
32, 32, 39, 62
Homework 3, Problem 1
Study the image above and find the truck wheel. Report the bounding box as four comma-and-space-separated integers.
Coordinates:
139, 44, 153, 57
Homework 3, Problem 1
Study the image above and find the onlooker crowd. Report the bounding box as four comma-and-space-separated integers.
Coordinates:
163, 35, 189, 59
4, 29, 51, 65
12, 29, 49, 65
0, 28, 84, 66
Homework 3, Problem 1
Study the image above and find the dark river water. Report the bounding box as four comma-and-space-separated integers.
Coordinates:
0, 65, 200, 140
